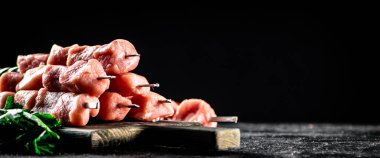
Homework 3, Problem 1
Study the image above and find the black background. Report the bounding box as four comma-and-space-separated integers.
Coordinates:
0, 4, 374, 123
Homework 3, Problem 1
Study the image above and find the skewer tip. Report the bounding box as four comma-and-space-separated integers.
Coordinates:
83, 102, 99, 109
152, 83, 160, 87
117, 104, 140, 108
97, 75, 116, 79
126, 54, 140, 57
159, 99, 172, 103
138, 83, 160, 88
209, 116, 238, 123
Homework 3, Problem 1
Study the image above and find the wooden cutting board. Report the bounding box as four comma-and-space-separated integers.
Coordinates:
57, 121, 240, 151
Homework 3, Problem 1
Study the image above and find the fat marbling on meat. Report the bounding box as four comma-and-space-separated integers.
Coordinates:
14, 90, 38, 109
66, 39, 140, 75
32, 88, 99, 126
66, 45, 99, 66
47, 44, 78, 65
42, 65, 69, 92
17, 53, 48, 73
59, 59, 109, 97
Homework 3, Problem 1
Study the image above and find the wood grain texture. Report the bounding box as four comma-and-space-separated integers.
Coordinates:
57, 121, 240, 151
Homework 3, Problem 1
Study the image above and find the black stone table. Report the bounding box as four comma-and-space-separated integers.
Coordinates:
1, 123, 380, 157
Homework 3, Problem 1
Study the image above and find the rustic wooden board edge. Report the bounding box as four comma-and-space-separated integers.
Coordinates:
57, 122, 240, 151
216, 128, 241, 150
91, 126, 146, 149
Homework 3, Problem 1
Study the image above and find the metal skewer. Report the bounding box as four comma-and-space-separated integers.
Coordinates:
97, 75, 116, 79
158, 99, 172, 103
138, 83, 160, 88
117, 104, 140, 108
126, 54, 140, 57
209, 116, 238, 123
83, 102, 99, 109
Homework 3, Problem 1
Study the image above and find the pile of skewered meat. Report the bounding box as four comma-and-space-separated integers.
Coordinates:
0, 39, 224, 127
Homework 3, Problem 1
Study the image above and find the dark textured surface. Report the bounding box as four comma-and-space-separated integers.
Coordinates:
233, 123, 380, 157
1, 123, 380, 157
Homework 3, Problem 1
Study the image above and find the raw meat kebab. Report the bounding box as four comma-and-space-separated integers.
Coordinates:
0, 39, 232, 127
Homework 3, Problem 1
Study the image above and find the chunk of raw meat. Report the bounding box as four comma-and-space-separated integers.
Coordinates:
33, 88, 99, 126
0, 72, 23, 92
17, 53, 48, 73
171, 99, 217, 127
127, 92, 175, 122
66, 45, 99, 66
16, 65, 46, 91
93, 39, 140, 75
47, 44, 78, 65
14, 90, 38, 109
59, 59, 109, 97
42, 65, 68, 92
98, 92, 133, 121
109, 73, 150, 97
66, 39, 140, 75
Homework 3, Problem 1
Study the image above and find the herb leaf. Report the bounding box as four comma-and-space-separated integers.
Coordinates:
4, 95, 23, 109
0, 96, 61, 155
0, 66, 18, 76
